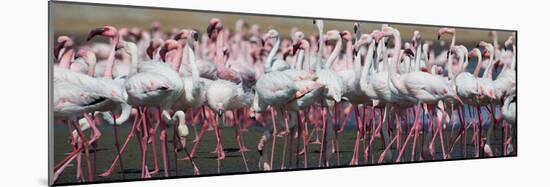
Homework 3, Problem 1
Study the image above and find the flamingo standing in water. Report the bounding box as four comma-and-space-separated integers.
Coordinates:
312, 19, 345, 167
379, 26, 462, 162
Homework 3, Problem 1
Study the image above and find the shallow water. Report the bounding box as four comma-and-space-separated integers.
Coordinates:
53, 114, 516, 185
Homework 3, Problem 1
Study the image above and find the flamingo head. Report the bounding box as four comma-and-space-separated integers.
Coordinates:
150, 21, 161, 32
215, 103, 224, 117
293, 31, 305, 43
340, 30, 353, 41
504, 35, 514, 49
324, 30, 342, 45
468, 48, 481, 59
371, 30, 384, 45
87, 25, 118, 41
313, 19, 324, 30
207, 18, 223, 39
159, 39, 181, 62
437, 28, 455, 40
54, 36, 74, 59
411, 30, 420, 48
263, 29, 280, 41
477, 41, 494, 56
146, 38, 164, 59
174, 29, 200, 44
353, 34, 372, 52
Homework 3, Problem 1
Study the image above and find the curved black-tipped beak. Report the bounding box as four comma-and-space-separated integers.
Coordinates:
437, 35, 441, 40
53, 40, 66, 60
159, 47, 168, 62
146, 42, 155, 59
192, 32, 199, 42
87, 28, 105, 41
216, 109, 224, 117
313, 20, 316, 24
206, 24, 215, 39
174, 33, 182, 41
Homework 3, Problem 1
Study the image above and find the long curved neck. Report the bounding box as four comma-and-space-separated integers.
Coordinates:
85, 55, 97, 77
104, 35, 120, 79
303, 47, 311, 72
460, 52, 468, 74
59, 48, 74, 69
171, 46, 183, 72
388, 31, 408, 95
324, 37, 342, 69
446, 50, 454, 79
483, 51, 495, 79
127, 42, 138, 76
265, 36, 280, 71
295, 49, 305, 70
473, 52, 483, 77
215, 30, 225, 67
316, 26, 324, 71
186, 44, 200, 84
345, 39, 353, 67
449, 33, 456, 51
414, 43, 422, 72
510, 45, 516, 69
360, 42, 375, 84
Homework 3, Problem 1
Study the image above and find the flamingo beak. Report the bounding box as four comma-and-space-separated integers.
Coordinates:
206, 23, 215, 39
87, 28, 106, 41
159, 46, 168, 62
192, 32, 199, 42
146, 43, 155, 59
53, 40, 66, 60
174, 33, 183, 41
216, 109, 224, 117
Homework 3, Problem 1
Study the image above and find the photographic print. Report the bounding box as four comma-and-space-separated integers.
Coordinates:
49, 1, 517, 185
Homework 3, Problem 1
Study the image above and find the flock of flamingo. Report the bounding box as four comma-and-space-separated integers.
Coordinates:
52, 18, 516, 183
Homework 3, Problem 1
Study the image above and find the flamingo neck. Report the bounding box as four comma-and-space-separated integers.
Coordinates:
345, 39, 353, 67
59, 48, 74, 69
171, 46, 183, 72
295, 49, 305, 70
104, 35, 120, 79
215, 30, 225, 67
414, 43, 422, 72
84, 54, 97, 77
303, 47, 311, 72
388, 30, 408, 95
316, 26, 324, 71
325, 37, 342, 69
265, 36, 280, 72
483, 51, 495, 79
360, 42, 375, 85
446, 51, 454, 79
473, 53, 483, 77
186, 44, 200, 84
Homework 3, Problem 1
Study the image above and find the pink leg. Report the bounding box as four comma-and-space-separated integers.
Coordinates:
99, 112, 140, 177
157, 108, 170, 177
350, 105, 362, 165
396, 104, 422, 162
110, 112, 125, 178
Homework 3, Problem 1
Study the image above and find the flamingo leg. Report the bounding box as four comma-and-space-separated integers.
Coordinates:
396, 104, 422, 162
350, 105, 362, 165
232, 110, 249, 172
110, 112, 125, 178
99, 112, 140, 177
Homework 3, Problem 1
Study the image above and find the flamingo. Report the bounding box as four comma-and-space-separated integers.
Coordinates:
313, 19, 345, 167
379, 26, 462, 162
